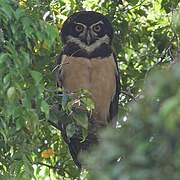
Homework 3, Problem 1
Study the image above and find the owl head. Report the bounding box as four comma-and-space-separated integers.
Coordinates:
61, 11, 114, 51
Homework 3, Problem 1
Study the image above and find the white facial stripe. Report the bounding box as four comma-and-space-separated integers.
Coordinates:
66, 35, 110, 53
90, 21, 104, 28
74, 22, 87, 28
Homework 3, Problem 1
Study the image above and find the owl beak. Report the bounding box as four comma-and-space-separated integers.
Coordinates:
86, 30, 91, 45
80, 29, 94, 45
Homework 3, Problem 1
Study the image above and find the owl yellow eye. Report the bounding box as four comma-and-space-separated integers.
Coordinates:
93, 25, 101, 32
75, 24, 84, 32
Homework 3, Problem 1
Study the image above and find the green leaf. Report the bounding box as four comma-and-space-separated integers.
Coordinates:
26, 110, 39, 131
7, 86, 16, 101
16, 117, 25, 131
15, 8, 25, 20
72, 111, 88, 129
0, 53, 9, 67
81, 128, 88, 142
41, 100, 49, 119
81, 97, 95, 112
0, 129, 7, 144
30, 70, 42, 84
66, 123, 76, 138
62, 93, 69, 110
172, 9, 180, 34
127, 0, 140, 6
49, 107, 66, 124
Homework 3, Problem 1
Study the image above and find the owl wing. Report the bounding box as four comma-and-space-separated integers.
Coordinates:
55, 53, 82, 169
55, 53, 63, 88
109, 53, 120, 126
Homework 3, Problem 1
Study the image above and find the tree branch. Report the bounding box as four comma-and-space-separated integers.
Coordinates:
34, 162, 57, 170
48, 120, 60, 130
121, 90, 137, 102
157, 34, 177, 65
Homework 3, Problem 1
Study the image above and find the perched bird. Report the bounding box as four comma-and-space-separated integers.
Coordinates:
56, 11, 120, 169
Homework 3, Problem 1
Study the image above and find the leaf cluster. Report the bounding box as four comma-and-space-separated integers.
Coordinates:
0, 0, 179, 179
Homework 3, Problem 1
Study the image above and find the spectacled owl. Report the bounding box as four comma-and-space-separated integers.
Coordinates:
56, 11, 120, 169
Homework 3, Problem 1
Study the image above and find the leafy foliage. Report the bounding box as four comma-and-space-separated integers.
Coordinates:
0, 0, 77, 179
83, 61, 180, 180
0, 0, 179, 179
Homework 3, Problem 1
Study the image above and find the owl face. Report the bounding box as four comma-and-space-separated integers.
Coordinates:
61, 11, 113, 53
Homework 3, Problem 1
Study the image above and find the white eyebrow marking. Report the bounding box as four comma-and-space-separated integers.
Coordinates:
90, 21, 104, 28
74, 22, 87, 28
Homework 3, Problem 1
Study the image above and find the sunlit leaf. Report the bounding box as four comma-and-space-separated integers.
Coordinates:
41, 148, 55, 158
7, 86, 16, 101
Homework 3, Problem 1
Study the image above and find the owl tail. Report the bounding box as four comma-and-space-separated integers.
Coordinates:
68, 133, 98, 169
59, 121, 98, 168
68, 137, 82, 169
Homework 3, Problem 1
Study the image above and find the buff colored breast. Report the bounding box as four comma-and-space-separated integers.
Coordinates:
60, 54, 116, 125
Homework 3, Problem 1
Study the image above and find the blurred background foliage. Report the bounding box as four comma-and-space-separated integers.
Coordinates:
0, 0, 179, 179
83, 61, 180, 180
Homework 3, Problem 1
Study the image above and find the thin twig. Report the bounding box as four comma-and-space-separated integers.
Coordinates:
34, 162, 57, 170
168, 47, 176, 62
121, 90, 137, 102
52, 62, 69, 72
157, 34, 177, 65
53, 47, 84, 74
123, 0, 146, 12
48, 120, 60, 130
